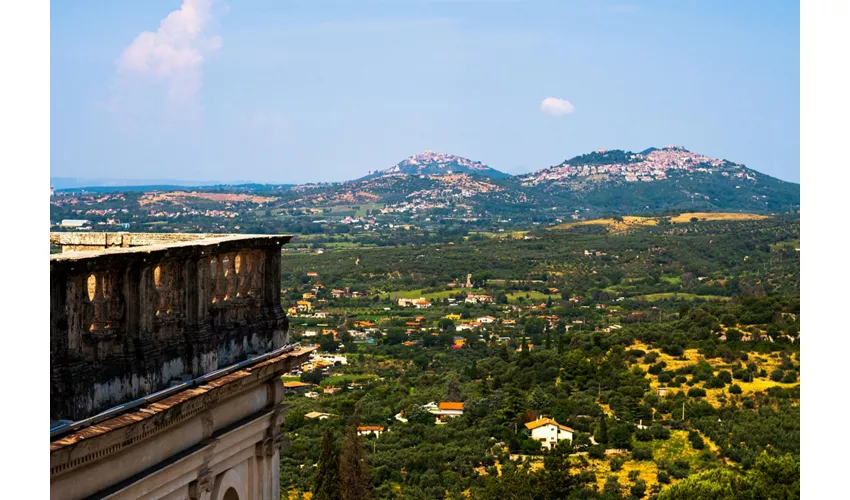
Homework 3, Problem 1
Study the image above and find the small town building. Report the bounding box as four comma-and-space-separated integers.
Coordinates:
304, 412, 335, 420
525, 417, 574, 450
431, 402, 464, 423
356, 426, 384, 438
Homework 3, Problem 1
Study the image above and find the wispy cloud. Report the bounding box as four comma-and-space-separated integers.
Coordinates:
540, 97, 575, 116
116, 0, 223, 103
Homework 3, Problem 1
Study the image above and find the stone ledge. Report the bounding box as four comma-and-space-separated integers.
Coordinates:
50, 233, 293, 267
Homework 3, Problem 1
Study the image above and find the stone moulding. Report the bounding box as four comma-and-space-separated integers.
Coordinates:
50, 345, 315, 479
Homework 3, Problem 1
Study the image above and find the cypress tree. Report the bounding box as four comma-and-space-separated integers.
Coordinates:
340, 425, 374, 500
598, 415, 609, 444
313, 428, 342, 500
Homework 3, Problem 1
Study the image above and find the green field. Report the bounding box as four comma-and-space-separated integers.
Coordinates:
506, 291, 551, 302
383, 288, 484, 300
320, 374, 378, 387
632, 293, 731, 302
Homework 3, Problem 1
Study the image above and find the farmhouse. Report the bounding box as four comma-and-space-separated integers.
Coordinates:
357, 426, 384, 438
398, 297, 431, 308
296, 300, 312, 312
432, 402, 465, 422
304, 412, 335, 420
465, 294, 494, 304
413, 298, 432, 309
524, 417, 574, 450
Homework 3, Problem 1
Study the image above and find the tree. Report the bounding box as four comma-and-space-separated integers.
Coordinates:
446, 374, 462, 402
406, 404, 435, 425
603, 475, 621, 496
630, 478, 647, 499
632, 445, 653, 461
340, 425, 374, 500
608, 424, 633, 450
320, 333, 339, 353
313, 429, 342, 500
596, 416, 609, 444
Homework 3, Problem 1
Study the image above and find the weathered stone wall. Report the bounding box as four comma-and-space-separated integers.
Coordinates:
50, 234, 292, 421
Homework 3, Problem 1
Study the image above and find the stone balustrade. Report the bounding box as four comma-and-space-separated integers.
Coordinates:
50, 233, 292, 421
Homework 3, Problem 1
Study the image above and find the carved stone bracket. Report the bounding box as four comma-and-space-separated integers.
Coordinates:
189, 466, 214, 500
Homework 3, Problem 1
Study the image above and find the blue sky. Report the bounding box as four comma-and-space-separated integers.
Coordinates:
50, 0, 800, 184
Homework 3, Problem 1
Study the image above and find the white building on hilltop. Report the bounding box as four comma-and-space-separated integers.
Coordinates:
525, 417, 574, 450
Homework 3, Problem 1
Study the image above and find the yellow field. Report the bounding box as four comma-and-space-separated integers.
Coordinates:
669, 212, 769, 223
549, 216, 658, 233
573, 429, 719, 491
550, 212, 769, 233
630, 342, 799, 407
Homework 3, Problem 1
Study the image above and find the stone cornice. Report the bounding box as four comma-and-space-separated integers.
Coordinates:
50, 346, 314, 478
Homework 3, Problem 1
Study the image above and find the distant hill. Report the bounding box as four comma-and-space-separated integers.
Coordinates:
517, 146, 800, 213
360, 151, 511, 180
49, 177, 250, 190
53, 146, 799, 218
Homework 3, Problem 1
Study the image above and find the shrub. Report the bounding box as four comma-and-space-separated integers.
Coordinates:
632, 446, 653, 461
578, 470, 596, 484
732, 369, 747, 380
728, 384, 743, 394
782, 371, 798, 383
627, 349, 646, 359
657, 470, 671, 484
658, 371, 673, 384
630, 479, 647, 499
603, 475, 621, 496
609, 456, 625, 472
644, 351, 660, 364
687, 431, 705, 450
770, 369, 784, 382
588, 445, 605, 459
705, 376, 726, 389
717, 370, 732, 383
687, 387, 707, 398
635, 428, 653, 442
664, 344, 685, 357
650, 424, 671, 440
648, 362, 666, 375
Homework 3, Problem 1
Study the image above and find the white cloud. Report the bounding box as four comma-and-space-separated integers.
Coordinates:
117, 0, 223, 103
540, 97, 575, 116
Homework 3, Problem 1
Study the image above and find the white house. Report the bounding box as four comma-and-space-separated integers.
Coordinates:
356, 426, 384, 438
477, 316, 496, 324
524, 417, 574, 450
59, 219, 90, 228
431, 402, 464, 424
465, 294, 494, 304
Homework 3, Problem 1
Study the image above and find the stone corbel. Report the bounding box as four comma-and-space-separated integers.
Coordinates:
188, 466, 214, 500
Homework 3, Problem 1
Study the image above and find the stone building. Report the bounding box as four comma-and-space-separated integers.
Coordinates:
50, 232, 314, 500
